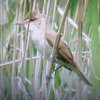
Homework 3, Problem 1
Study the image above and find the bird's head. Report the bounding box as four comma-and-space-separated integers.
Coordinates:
14, 10, 42, 25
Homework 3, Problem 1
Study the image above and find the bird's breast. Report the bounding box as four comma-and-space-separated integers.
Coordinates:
28, 23, 52, 59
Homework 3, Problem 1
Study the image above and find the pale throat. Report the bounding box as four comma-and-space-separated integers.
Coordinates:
24, 18, 52, 59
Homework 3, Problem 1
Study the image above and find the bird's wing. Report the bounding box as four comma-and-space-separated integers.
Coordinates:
45, 25, 75, 66
45, 23, 93, 86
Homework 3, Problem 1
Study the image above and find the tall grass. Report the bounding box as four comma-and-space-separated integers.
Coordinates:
0, 0, 100, 100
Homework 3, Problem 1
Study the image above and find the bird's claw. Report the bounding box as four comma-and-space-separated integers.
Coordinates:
49, 56, 57, 62
46, 75, 53, 81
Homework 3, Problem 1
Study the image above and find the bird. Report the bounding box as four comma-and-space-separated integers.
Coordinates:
14, 10, 92, 86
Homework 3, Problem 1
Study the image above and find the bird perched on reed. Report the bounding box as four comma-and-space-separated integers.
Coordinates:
15, 10, 92, 86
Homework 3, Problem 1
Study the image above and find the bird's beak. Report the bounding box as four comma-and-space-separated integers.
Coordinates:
14, 19, 29, 25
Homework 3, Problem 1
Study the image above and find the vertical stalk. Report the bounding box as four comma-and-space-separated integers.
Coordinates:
46, 0, 51, 18
52, 0, 57, 27
45, 1, 72, 99
0, 0, 4, 99
12, 10, 18, 100
76, 0, 84, 100
90, 0, 100, 99
46, 0, 72, 85
42, 0, 47, 14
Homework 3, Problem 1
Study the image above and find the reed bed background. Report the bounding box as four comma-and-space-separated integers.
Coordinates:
0, 0, 100, 100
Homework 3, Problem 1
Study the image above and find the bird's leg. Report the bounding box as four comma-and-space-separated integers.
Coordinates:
46, 66, 62, 81
49, 47, 59, 62
52, 65, 62, 73
46, 48, 60, 80
46, 56, 57, 81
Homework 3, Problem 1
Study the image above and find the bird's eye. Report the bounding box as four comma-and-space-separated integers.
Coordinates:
30, 18, 34, 21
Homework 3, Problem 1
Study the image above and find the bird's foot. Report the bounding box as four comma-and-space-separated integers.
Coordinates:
46, 75, 53, 81
49, 56, 57, 62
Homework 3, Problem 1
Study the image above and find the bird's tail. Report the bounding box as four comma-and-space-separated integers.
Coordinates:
73, 62, 93, 86
74, 68, 93, 86
57, 59, 93, 86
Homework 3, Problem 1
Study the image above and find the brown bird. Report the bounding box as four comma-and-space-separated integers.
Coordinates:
15, 10, 92, 86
